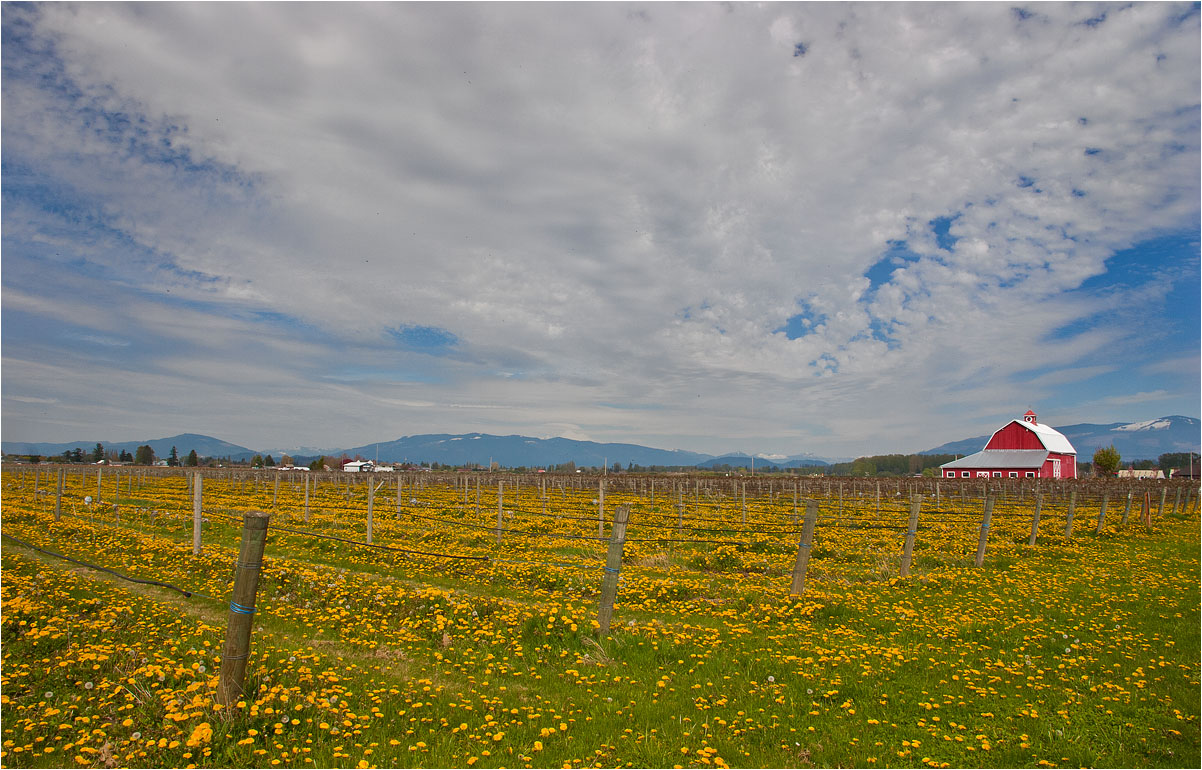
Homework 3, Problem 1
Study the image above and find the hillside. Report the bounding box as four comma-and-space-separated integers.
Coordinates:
1, 433, 256, 461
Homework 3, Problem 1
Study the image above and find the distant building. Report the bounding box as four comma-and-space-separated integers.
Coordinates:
343, 460, 374, 472
1116, 468, 1166, 480
941, 410, 1077, 479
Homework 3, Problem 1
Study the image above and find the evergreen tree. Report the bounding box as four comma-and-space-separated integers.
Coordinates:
92, 443, 105, 462
168, 446, 179, 467
185, 449, 199, 467
134, 445, 155, 465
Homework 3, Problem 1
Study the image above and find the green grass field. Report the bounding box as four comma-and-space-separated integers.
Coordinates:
2, 469, 1198, 768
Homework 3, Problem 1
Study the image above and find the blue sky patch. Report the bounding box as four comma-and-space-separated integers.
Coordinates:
387, 324, 459, 353
775, 303, 827, 340
930, 214, 960, 251
864, 240, 921, 294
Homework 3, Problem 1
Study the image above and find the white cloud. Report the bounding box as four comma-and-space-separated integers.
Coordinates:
2, 2, 1198, 455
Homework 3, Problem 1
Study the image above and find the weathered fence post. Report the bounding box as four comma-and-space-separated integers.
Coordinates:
1063, 489, 1077, 539
900, 495, 922, 578
216, 510, 271, 706
1122, 490, 1133, 526
1157, 488, 1167, 521
974, 493, 995, 567
366, 476, 375, 544
54, 467, 64, 522
598, 478, 606, 537
1172, 487, 1182, 516
96, 467, 102, 504
1033, 490, 1043, 542
304, 473, 311, 524
1141, 491, 1152, 528
495, 481, 504, 545
1095, 492, 1109, 535
789, 501, 820, 595
597, 505, 631, 636
192, 472, 203, 555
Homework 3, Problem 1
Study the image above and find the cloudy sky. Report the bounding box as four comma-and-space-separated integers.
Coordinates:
2, 2, 1199, 458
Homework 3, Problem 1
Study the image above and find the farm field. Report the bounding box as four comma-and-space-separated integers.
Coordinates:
1, 468, 1199, 769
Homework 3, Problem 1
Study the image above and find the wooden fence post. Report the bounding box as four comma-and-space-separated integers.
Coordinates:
789, 501, 820, 595
1157, 488, 1167, 521
216, 511, 271, 706
900, 495, 922, 578
54, 467, 64, 522
599, 478, 606, 537
1122, 490, 1133, 526
304, 474, 311, 524
495, 481, 504, 545
974, 493, 994, 567
1141, 491, 1152, 528
366, 476, 375, 544
192, 472, 203, 556
597, 505, 631, 636
1095, 492, 1109, 535
96, 467, 102, 504
1063, 489, 1077, 539
1172, 487, 1182, 516
1029, 492, 1043, 546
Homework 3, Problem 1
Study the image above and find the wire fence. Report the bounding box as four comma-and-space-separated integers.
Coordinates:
3, 466, 1197, 633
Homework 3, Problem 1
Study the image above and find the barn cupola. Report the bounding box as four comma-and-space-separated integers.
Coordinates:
1023, 409, 1038, 425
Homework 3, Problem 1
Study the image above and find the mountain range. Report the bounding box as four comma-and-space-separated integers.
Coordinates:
4, 416, 1197, 468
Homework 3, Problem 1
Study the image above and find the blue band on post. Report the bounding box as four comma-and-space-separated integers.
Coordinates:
230, 601, 256, 615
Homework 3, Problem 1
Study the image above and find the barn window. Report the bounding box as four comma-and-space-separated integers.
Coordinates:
961, 471, 970, 478
1009, 472, 1018, 478
1025, 471, 1035, 478
992, 472, 1002, 478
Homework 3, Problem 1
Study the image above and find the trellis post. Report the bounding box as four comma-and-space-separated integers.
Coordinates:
974, 493, 995, 567
900, 495, 922, 578
597, 505, 631, 636
54, 467, 64, 522
789, 501, 819, 595
598, 478, 606, 537
1063, 489, 1077, 539
216, 511, 271, 706
304, 473, 311, 524
1095, 492, 1109, 535
192, 472, 203, 555
495, 481, 504, 545
366, 475, 375, 544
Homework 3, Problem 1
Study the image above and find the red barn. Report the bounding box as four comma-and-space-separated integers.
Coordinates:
940, 411, 1077, 479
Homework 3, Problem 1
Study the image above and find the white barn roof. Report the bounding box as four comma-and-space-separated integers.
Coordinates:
991, 419, 1076, 455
